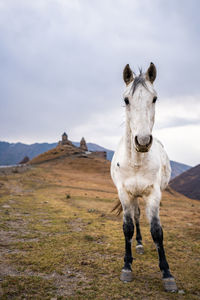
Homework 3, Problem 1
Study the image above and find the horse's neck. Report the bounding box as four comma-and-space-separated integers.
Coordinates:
125, 122, 146, 167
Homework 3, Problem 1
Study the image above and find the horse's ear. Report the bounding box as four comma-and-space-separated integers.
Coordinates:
146, 62, 157, 83
123, 64, 134, 85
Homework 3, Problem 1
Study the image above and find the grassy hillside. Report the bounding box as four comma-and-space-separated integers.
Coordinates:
0, 156, 199, 299
29, 144, 84, 164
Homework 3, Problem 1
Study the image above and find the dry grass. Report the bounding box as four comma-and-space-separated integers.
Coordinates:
29, 144, 83, 165
0, 156, 199, 299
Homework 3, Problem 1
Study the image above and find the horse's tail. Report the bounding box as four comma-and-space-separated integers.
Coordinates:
111, 199, 123, 216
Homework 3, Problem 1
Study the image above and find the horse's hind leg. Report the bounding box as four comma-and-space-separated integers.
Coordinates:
151, 216, 177, 292
134, 200, 144, 254
146, 189, 178, 292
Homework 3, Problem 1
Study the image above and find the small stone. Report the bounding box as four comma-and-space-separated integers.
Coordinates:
178, 290, 185, 294
2, 204, 10, 208
88, 209, 95, 213
81, 261, 89, 265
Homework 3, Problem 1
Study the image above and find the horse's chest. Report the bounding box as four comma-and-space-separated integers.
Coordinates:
121, 164, 157, 196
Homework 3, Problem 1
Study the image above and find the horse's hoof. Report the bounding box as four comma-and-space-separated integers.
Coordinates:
136, 244, 144, 254
163, 277, 178, 292
120, 269, 133, 282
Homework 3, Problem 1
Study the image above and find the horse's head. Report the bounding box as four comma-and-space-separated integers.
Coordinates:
123, 62, 157, 153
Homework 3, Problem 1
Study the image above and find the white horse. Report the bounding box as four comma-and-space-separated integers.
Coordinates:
111, 63, 178, 292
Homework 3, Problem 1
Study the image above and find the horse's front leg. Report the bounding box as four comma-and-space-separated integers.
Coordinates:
120, 212, 134, 282
119, 191, 135, 282
145, 188, 178, 292
134, 200, 144, 254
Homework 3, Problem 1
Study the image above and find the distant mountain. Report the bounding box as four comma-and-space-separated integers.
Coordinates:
170, 164, 200, 200
170, 160, 191, 179
0, 141, 57, 165
0, 141, 191, 180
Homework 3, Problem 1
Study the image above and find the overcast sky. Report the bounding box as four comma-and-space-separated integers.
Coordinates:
0, 0, 200, 166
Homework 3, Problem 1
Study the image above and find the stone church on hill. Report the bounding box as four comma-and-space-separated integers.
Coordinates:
58, 132, 73, 146
58, 132, 106, 159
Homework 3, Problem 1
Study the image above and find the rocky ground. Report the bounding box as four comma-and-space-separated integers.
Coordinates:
0, 156, 199, 299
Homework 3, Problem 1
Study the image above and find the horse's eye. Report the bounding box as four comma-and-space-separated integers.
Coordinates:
153, 96, 157, 103
124, 97, 129, 105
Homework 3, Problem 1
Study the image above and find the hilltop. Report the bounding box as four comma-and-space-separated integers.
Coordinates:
29, 142, 84, 164
29, 133, 106, 165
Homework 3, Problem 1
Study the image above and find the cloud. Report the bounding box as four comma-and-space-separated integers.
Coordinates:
0, 0, 199, 165
155, 95, 200, 129
154, 125, 200, 166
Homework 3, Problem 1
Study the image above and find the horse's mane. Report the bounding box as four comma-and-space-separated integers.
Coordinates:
131, 68, 148, 95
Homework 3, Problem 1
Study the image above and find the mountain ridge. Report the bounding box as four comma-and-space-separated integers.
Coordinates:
0, 140, 192, 179
170, 164, 200, 200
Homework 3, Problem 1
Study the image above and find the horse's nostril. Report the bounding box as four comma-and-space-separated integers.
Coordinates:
135, 136, 139, 146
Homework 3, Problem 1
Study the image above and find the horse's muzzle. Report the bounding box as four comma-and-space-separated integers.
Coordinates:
135, 135, 153, 152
